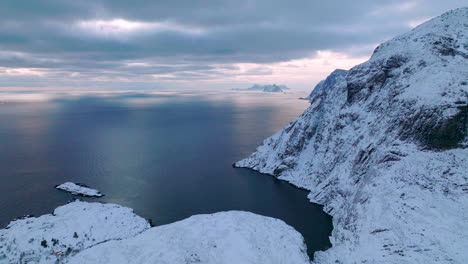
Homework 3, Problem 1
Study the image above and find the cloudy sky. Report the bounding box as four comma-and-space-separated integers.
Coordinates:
0, 0, 465, 90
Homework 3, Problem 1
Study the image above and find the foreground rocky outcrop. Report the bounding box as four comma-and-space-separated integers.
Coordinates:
236, 7, 468, 263
68, 211, 310, 264
0, 201, 150, 263
0, 202, 309, 264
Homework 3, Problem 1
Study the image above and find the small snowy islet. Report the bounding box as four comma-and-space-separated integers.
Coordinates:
55, 182, 103, 197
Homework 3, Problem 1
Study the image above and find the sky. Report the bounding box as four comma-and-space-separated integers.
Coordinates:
0, 0, 465, 91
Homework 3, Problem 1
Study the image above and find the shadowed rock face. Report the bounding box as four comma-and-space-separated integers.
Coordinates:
431, 103, 467, 148
343, 13, 468, 150
346, 55, 408, 104
346, 53, 467, 150
345, 56, 466, 150
236, 7, 468, 264
399, 103, 467, 150
305, 69, 347, 101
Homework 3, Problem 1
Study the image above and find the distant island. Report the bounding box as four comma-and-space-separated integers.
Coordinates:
233, 84, 290, 93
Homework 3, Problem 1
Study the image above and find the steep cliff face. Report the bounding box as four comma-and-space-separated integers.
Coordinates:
304, 69, 347, 101
236, 8, 468, 263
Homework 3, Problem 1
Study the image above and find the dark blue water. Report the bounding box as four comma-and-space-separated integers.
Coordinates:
0, 90, 332, 257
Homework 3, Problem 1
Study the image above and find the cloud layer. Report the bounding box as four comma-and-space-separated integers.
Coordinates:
0, 0, 465, 89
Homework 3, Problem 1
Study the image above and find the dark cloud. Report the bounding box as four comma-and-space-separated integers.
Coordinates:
0, 0, 465, 88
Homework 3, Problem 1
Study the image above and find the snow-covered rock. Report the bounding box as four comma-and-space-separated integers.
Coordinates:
302, 69, 347, 101
234, 84, 290, 92
1, 202, 310, 263
0, 201, 150, 263
236, 7, 468, 264
68, 211, 310, 264
55, 182, 103, 197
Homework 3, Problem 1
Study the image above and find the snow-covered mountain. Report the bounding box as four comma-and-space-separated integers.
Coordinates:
236, 7, 468, 263
234, 84, 290, 92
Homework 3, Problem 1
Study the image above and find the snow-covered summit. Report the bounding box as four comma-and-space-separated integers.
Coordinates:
55, 182, 103, 197
350, 7, 467, 106
236, 7, 467, 263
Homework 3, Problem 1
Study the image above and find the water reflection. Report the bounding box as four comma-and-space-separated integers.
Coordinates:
0, 90, 331, 258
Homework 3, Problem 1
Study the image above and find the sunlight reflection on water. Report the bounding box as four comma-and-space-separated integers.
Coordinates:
0, 89, 332, 258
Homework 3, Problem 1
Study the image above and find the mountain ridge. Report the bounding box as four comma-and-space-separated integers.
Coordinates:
235, 7, 468, 263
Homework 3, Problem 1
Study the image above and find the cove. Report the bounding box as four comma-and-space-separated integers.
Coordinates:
0, 90, 333, 258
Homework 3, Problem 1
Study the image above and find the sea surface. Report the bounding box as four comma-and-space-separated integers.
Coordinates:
0, 90, 332, 257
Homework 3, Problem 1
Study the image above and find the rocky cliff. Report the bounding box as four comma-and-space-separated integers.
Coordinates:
236, 7, 468, 263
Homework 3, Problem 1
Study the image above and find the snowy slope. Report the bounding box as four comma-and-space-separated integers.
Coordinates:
0, 201, 150, 263
1, 204, 310, 264
68, 211, 310, 264
56, 182, 103, 197
236, 7, 468, 263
